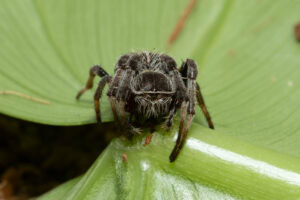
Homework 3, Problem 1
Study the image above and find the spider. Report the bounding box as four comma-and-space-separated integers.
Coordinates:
76, 52, 214, 162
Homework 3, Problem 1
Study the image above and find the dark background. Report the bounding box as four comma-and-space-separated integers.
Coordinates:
0, 114, 115, 198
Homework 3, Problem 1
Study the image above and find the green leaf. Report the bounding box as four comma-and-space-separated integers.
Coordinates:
38, 126, 300, 200
1, 0, 300, 199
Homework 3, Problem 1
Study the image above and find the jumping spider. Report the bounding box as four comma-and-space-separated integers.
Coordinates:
76, 52, 214, 162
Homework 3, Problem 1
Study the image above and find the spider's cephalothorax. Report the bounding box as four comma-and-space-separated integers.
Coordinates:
76, 52, 214, 162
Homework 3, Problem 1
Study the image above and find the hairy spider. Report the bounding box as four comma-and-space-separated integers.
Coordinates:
76, 52, 214, 162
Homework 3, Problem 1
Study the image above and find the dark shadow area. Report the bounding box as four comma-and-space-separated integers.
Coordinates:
0, 114, 117, 199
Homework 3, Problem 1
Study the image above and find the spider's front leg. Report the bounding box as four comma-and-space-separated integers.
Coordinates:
107, 54, 131, 123
169, 59, 203, 162
107, 54, 140, 134
169, 68, 190, 162
108, 68, 133, 125
76, 65, 112, 124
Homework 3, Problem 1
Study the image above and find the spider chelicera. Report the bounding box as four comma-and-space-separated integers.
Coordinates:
76, 52, 214, 162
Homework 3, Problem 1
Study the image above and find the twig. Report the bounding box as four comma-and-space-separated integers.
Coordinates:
0, 90, 50, 105
295, 22, 300, 41
166, 0, 198, 48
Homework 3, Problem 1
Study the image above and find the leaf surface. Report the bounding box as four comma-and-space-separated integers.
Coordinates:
1, 0, 300, 199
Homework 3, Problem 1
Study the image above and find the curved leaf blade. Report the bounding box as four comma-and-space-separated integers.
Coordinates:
38, 126, 300, 200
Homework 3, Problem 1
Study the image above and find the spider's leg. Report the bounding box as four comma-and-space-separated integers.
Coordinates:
125, 113, 141, 139
107, 68, 132, 126
107, 54, 132, 124
76, 65, 109, 99
163, 104, 177, 131
94, 76, 112, 124
118, 100, 126, 124
179, 59, 214, 129
166, 62, 190, 162
114, 68, 133, 125
169, 101, 188, 162
171, 112, 194, 161
108, 97, 118, 122
107, 68, 125, 123
170, 80, 196, 162
196, 83, 214, 129
170, 59, 202, 162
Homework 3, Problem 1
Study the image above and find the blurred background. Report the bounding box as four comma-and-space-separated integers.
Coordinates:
0, 114, 115, 198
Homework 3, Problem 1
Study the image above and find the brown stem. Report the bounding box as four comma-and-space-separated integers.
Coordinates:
0, 90, 50, 105
166, 0, 198, 48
